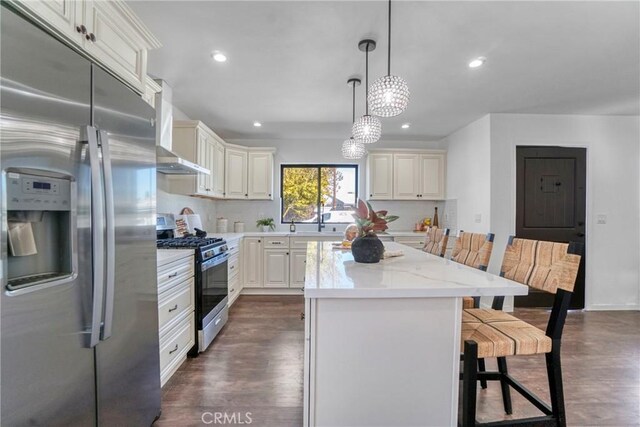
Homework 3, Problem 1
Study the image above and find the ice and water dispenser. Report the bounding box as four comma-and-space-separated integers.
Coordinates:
4, 169, 75, 292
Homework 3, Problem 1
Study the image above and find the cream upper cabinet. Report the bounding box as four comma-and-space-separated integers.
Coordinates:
366, 152, 393, 200
247, 151, 274, 200
11, 0, 160, 94
393, 154, 421, 200
225, 147, 248, 199
419, 154, 445, 200
243, 238, 263, 288
169, 121, 216, 198
13, 0, 84, 44
263, 249, 289, 288
367, 150, 446, 201
212, 140, 226, 198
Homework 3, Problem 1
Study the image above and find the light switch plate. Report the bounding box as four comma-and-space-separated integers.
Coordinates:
596, 214, 607, 225
474, 214, 482, 223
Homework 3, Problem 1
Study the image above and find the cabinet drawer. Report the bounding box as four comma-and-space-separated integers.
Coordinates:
159, 314, 194, 383
158, 256, 194, 294
228, 274, 240, 303
290, 236, 337, 249
228, 254, 240, 278
264, 237, 289, 247
158, 278, 194, 336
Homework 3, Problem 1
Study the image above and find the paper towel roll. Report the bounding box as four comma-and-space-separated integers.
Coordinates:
8, 222, 37, 256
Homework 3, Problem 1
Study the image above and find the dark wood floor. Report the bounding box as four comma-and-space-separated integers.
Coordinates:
155, 296, 640, 427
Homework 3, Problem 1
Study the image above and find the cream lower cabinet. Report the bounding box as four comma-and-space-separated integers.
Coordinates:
393, 236, 426, 250
263, 249, 289, 288
11, 0, 160, 93
243, 237, 263, 288
157, 251, 195, 387
289, 249, 307, 288
227, 238, 243, 306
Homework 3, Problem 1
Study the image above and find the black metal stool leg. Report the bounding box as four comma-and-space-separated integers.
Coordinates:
478, 359, 488, 389
546, 344, 567, 427
496, 356, 513, 414
462, 340, 478, 427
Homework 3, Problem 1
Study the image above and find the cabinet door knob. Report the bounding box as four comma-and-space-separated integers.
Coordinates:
76, 24, 87, 34
300, 312, 305, 320
245, 193, 248, 197
89, 33, 96, 42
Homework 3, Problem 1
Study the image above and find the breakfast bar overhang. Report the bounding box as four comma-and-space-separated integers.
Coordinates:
303, 241, 528, 427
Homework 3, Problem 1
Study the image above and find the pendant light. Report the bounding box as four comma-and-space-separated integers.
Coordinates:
342, 78, 366, 159
369, 0, 410, 117
352, 39, 382, 144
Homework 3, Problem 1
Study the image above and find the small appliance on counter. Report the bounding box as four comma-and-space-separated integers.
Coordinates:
156, 213, 229, 355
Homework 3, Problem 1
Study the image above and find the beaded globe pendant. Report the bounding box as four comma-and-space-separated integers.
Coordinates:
341, 138, 366, 159
352, 39, 381, 144
368, 0, 409, 117
341, 78, 366, 159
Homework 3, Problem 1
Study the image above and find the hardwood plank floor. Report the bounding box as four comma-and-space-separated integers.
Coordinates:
155, 296, 640, 426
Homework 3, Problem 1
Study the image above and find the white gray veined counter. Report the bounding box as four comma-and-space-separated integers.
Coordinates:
303, 241, 528, 427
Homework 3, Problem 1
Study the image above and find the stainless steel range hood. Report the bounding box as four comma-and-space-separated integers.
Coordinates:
155, 80, 210, 175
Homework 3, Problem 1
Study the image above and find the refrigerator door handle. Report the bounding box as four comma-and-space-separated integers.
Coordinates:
83, 125, 106, 348
98, 130, 116, 341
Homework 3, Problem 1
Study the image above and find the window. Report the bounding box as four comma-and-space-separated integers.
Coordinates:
281, 165, 358, 224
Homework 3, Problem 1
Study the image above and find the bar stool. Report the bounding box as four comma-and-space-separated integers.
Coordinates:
422, 227, 450, 257
460, 237, 583, 427
450, 231, 495, 309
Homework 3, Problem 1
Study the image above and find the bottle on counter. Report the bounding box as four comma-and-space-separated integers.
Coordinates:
290, 220, 296, 233
433, 207, 439, 228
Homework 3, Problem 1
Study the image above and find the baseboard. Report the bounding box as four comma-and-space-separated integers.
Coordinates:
241, 288, 304, 296
585, 303, 640, 311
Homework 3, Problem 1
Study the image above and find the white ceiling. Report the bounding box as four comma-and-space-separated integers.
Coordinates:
131, 1, 640, 141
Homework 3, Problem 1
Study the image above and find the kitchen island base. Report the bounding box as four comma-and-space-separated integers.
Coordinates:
304, 297, 463, 427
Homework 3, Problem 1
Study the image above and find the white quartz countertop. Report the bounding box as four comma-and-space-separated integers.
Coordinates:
304, 241, 528, 299
208, 230, 428, 239
156, 248, 193, 267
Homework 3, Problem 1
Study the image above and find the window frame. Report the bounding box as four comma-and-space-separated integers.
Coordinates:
280, 164, 359, 225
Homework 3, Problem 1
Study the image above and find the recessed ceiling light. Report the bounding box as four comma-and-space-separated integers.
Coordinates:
212, 51, 227, 62
401, 123, 411, 129
253, 121, 262, 127
468, 57, 486, 68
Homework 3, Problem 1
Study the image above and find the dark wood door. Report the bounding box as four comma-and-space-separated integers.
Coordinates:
515, 146, 586, 309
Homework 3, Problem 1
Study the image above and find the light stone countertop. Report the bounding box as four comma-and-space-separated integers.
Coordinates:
304, 241, 527, 299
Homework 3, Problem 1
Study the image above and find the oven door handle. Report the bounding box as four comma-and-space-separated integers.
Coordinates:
201, 252, 230, 271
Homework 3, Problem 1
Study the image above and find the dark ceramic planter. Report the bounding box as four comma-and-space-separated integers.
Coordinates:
351, 234, 384, 263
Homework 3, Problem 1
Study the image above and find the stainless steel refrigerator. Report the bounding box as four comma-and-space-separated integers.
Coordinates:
1, 5, 161, 426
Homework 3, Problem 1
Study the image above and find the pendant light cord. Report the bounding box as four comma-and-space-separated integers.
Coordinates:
365, 41, 370, 115
352, 80, 356, 123
387, 0, 392, 76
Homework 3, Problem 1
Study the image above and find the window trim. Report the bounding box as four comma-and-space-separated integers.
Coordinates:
280, 164, 359, 225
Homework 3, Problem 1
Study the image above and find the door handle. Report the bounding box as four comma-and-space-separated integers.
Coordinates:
576, 232, 585, 237
99, 130, 116, 341
83, 126, 105, 349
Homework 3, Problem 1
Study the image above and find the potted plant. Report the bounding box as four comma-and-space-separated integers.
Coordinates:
256, 217, 275, 232
351, 199, 398, 263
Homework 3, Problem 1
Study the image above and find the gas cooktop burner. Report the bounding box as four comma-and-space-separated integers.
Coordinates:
156, 237, 224, 249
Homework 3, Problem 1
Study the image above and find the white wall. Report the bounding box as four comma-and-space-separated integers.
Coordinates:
488, 114, 640, 311
443, 115, 491, 234
216, 138, 446, 232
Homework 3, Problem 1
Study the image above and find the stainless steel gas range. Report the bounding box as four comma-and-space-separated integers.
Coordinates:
157, 214, 228, 355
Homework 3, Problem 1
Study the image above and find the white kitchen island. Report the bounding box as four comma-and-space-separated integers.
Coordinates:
303, 241, 528, 427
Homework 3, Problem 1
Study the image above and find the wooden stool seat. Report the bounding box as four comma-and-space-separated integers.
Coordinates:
461, 318, 551, 358
462, 297, 475, 309
463, 308, 519, 324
